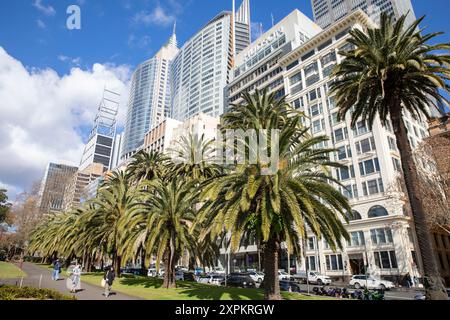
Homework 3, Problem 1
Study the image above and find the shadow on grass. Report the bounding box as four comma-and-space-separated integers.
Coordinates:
119, 277, 263, 300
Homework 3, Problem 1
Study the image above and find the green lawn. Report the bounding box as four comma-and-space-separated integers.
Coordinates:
0, 262, 26, 279
80, 273, 334, 300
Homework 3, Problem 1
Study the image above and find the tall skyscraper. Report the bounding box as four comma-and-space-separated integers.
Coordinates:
233, 0, 251, 55
38, 162, 78, 214
170, 1, 251, 122
311, 0, 416, 29
79, 88, 120, 170
121, 29, 179, 160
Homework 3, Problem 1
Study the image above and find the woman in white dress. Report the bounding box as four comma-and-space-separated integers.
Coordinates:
69, 263, 82, 293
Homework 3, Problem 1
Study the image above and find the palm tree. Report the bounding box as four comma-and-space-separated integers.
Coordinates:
197, 90, 351, 300
134, 177, 198, 288
126, 149, 169, 185
90, 171, 140, 277
330, 13, 450, 299
169, 133, 223, 181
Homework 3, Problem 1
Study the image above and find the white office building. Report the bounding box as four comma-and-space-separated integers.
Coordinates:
311, 0, 416, 29
170, 1, 251, 122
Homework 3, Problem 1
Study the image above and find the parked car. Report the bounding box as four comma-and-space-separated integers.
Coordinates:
248, 271, 264, 283
175, 271, 185, 281
293, 271, 332, 285
147, 268, 164, 277
222, 273, 256, 288
278, 270, 292, 280
183, 272, 197, 282
121, 268, 147, 276
349, 275, 394, 290
212, 267, 226, 275
175, 266, 188, 272
197, 275, 224, 286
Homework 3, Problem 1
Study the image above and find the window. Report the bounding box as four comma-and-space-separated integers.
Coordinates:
353, 121, 369, 136
333, 127, 348, 142
388, 136, 397, 151
325, 254, 343, 270
348, 231, 365, 247
370, 228, 393, 244
329, 112, 341, 125
306, 256, 317, 271
286, 60, 299, 71
368, 205, 388, 218
305, 62, 320, 86
392, 157, 401, 172
355, 137, 376, 154
308, 237, 316, 250
337, 145, 352, 160
309, 103, 323, 117
312, 119, 325, 133
292, 97, 304, 110
359, 158, 380, 176
374, 251, 398, 269
289, 72, 302, 86
321, 51, 337, 66
327, 96, 336, 109
341, 184, 358, 199
362, 179, 384, 196
308, 88, 321, 102
336, 165, 355, 181
345, 210, 362, 221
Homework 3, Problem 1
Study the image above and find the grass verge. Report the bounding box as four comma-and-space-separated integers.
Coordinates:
0, 262, 26, 279
0, 285, 75, 300
80, 272, 335, 300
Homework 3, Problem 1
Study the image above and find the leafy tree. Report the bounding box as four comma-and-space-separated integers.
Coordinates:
331, 13, 450, 299
197, 90, 350, 300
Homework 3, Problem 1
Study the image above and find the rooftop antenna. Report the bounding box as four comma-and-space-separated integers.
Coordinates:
259, 22, 263, 38
173, 20, 177, 36
271, 13, 274, 27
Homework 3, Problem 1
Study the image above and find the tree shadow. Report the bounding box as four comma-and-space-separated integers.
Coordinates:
119, 276, 263, 300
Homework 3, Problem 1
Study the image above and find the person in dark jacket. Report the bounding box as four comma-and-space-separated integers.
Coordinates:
52, 259, 61, 281
104, 267, 115, 298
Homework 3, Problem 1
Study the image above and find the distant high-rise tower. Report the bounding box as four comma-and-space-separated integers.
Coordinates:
171, 1, 251, 122
233, 0, 251, 55
121, 28, 179, 160
38, 162, 78, 214
79, 88, 119, 170
311, 0, 416, 29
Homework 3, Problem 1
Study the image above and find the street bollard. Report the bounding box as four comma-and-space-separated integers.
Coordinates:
39, 274, 42, 289
19, 277, 23, 288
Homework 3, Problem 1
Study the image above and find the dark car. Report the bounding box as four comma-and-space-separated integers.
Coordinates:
260, 279, 302, 293
222, 273, 256, 288
183, 272, 197, 282
121, 268, 147, 276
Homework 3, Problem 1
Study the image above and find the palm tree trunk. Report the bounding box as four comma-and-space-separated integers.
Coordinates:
263, 237, 281, 300
163, 247, 176, 288
391, 108, 447, 300
113, 254, 121, 278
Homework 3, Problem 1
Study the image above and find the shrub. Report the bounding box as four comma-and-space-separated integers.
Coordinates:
0, 285, 76, 300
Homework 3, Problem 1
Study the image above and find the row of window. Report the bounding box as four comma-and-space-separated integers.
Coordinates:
306, 250, 398, 271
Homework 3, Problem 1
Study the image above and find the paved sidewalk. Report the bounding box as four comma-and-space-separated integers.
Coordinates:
0, 262, 140, 300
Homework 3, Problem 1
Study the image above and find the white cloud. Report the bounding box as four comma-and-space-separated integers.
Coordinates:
133, 6, 175, 27
36, 19, 46, 29
33, 0, 56, 16
57, 55, 82, 66
251, 22, 265, 42
0, 47, 131, 200
127, 34, 152, 51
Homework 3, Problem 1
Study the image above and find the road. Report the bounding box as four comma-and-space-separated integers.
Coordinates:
0, 262, 140, 300
279, 282, 422, 300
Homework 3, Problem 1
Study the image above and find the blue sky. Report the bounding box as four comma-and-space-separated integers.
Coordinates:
0, 0, 449, 200
1, 0, 449, 76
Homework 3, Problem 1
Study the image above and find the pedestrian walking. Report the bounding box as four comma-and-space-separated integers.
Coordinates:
52, 259, 61, 281
69, 263, 82, 293
103, 266, 115, 298
404, 272, 412, 288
